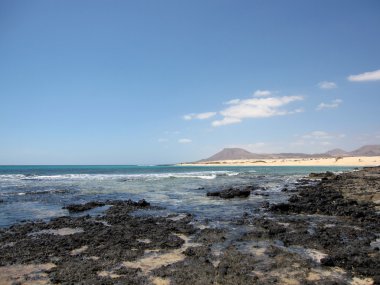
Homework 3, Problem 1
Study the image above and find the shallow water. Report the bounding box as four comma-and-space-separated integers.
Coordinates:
0, 165, 354, 227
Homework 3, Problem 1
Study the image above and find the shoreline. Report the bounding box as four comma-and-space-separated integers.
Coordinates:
179, 155, 380, 167
0, 167, 379, 284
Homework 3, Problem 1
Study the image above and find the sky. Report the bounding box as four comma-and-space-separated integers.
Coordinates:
0, 0, 379, 164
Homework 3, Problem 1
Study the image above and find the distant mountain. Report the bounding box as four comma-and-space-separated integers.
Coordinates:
198, 148, 326, 162
198, 145, 380, 162
324, 148, 349, 156
349, 145, 380, 156
199, 148, 268, 162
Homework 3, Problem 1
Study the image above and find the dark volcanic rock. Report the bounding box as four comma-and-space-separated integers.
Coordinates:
309, 171, 336, 179
270, 186, 378, 226
269, 166, 380, 280
63, 201, 106, 212
153, 245, 215, 285
214, 247, 258, 285
0, 199, 194, 284
63, 199, 150, 213
195, 228, 227, 244
207, 187, 251, 199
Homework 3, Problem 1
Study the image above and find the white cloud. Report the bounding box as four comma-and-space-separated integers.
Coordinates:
316, 99, 342, 110
158, 138, 168, 143
253, 90, 272, 97
196, 112, 217, 120
288, 108, 304, 114
186, 92, 304, 127
211, 117, 242, 127
348, 69, 380, 82
224, 99, 240, 105
318, 81, 337, 89
183, 112, 216, 120
178, 138, 192, 144
215, 96, 303, 124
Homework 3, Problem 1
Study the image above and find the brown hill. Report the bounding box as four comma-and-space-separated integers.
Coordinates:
199, 148, 269, 162
349, 145, 380, 156
199, 145, 380, 162
324, 148, 349, 156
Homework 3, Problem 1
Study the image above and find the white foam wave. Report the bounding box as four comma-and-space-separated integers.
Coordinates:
0, 171, 239, 182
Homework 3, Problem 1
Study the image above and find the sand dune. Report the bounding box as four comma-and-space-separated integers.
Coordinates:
180, 156, 380, 167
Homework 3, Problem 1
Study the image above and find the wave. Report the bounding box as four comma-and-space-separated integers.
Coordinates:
1, 189, 72, 197
0, 171, 240, 182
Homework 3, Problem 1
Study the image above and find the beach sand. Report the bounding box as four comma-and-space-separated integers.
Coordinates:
179, 156, 380, 167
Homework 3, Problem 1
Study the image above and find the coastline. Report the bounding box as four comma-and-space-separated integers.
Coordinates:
179, 155, 380, 167
0, 167, 379, 284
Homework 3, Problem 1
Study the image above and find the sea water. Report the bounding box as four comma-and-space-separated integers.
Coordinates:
0, 165, 354, 227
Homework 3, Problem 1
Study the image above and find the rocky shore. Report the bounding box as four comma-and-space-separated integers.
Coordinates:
0, 167, 379, 284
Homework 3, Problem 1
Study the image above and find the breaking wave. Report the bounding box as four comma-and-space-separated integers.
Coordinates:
0, 171, 240, 182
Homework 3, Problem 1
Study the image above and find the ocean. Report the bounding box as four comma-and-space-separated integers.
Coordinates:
0, 165, 354, 228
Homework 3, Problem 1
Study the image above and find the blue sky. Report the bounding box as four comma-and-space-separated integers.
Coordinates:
1, 0, 379, 164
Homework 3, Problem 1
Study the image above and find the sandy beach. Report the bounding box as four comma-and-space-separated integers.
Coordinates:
180, 156, 380, 167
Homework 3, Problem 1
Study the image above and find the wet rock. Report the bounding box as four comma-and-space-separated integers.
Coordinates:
320, 256, 334, 266
281, 187, 298, 193
106, 199, 150, 207
63, 201, 106, 213
296, 178, 311, 185
134, 199, 150, 207
183, 245, 210, 258
207, 187, 251, 199
0, 199, 194, 284
309, 171, 336, 179
215, 247, 258, 285
205, 191, 220, 197
195, 228, 227, 244
153, 249, 215, 285
271, 186, 379, 226
269, 167, 380, 280
253, 192, 269, 197
160, 234, 185, 248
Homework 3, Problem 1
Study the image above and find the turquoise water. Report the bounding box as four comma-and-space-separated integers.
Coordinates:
0, 165, 355, 227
